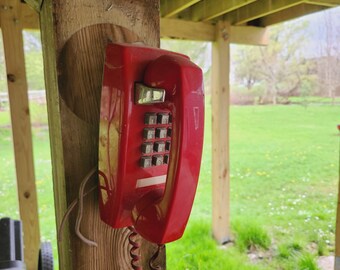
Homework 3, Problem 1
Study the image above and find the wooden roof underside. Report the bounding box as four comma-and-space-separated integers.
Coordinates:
6, 0, 340, 43
161, 0, 339, 26
21, 0, 340, 29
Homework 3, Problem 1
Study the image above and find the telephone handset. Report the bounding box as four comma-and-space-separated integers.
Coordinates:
98, 43, 204, 244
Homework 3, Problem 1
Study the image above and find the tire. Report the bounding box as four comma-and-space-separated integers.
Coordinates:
38, 242, 54, 270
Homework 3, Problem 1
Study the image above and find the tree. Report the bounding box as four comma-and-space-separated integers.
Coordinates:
233, 45, 262, 90
161, 39, 211, 93
315, 9, 340, 102
233, 20, 316, 104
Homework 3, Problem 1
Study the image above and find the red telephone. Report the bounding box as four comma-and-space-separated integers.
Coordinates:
98, 43, 204, 244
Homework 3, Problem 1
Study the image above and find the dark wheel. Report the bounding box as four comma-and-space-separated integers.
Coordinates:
38, 242, 54, 270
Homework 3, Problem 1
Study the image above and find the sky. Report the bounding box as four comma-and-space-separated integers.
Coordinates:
291, 6, 340, 58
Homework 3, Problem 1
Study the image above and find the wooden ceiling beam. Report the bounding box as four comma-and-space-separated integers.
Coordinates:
161, 18, 269, 45
230, 25, 269, 45
223, 0, 305, 25
183, 0, 257, 21
257, 3, 328, 26
161, 18, 215, 40
161, 0, 201, 17
305, 0, 340, 6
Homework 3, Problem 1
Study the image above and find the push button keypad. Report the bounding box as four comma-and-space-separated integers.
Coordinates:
140, 112, 172, 167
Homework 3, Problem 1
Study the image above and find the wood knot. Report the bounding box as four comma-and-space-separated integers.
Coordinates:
223, 168, 228, 178
7, 74, 16, 82
24, 191, 30, 199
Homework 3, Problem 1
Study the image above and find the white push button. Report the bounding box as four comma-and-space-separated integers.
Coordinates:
144, 113, 157, 125
152, 155, 163, 166
155, 128, 167, 139
154, 141, 165, 152
140, 156, 152, 168
143, 128, 155, 140
157, 113, 169, 124
142, 142, 153, 154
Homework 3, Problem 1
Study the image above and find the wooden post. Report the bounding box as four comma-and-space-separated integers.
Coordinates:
0, 1, 40, 269
335, 141, 340, 270
211, 20, 231, 244
39, 0, 165, 269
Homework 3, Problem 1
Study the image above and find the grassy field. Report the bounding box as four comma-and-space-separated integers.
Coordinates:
0, 98, 339, 269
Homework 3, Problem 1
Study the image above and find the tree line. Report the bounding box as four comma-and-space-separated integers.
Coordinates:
233, 10, 340, 105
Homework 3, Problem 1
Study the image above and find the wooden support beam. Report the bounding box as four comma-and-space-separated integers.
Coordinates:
0, 0, 40, 269
161, 18, 268, 45
161, 18, 215, 41
335, 142, 340, 270
211, 21, 231, 244
258, 3, 327, 26
184, 0, 257, 22
161, 0, 201, 17
230, 25, 268, 45
20, 2, 39, 29
39, 0, 164, 269
23, 0, 40, 13
223, 0, 304, 25
305, 0, 340, 6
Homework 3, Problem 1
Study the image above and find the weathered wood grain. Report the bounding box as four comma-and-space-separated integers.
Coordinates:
0, 1, 40, 269
40, 1, 164, 269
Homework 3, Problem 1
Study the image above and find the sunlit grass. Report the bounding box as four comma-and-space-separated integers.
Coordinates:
168, 98, 339, 269
232, 219, 271, 252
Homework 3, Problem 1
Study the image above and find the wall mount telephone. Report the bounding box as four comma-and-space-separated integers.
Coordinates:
98, 43, 204, 244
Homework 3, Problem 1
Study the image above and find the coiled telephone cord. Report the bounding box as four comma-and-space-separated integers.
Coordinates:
149, 244, 165, 270
127, 226, 164, 270
128, 226, 142, 270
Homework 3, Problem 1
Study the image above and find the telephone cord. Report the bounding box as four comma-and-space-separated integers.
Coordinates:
149, 244, 165, 270
75, 167, 98, 247
58, 167, 98, 247
127, 227, 165, 270
128, 226, 142, 270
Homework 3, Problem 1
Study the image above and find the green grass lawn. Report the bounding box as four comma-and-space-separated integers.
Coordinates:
0, 98, 339, 269
168, 101, 339, 269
